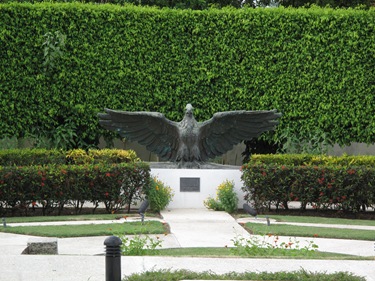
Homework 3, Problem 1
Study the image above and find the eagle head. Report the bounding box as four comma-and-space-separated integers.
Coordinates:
185, 104, 194, 118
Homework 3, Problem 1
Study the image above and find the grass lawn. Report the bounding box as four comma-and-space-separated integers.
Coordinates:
0, 221, 167, 238
122, 269, 366, 281
1, 213, 373, 259
1, 213, 374, 240
262, 215, 375, 226
146, 247, 369, 260
243, 222, 375, 241
2, 213, 156, 224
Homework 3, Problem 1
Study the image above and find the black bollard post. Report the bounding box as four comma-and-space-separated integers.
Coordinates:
243, 203, 257, 218
2, 217, 6, 228
104, 236, 122, 281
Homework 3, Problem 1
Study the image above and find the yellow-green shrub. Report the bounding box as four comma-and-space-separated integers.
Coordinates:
146, 177, 174, 212
89, 149, 140, 163
204, 180, 238, 213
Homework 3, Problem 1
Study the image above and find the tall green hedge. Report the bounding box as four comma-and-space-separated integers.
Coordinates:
0, 0, 372, 9
1, 3, 375, 149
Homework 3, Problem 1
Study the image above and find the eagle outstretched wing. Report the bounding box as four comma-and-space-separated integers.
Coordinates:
98, 109, 180, 161
198, 110, 281, 161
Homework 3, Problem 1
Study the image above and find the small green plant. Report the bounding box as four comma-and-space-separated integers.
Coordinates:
42, 30, 66, 73
146, 177, 174, 212
231, 233, 319, 257
0, 136, 20, 149
278, 127, 334, 155
27, 117, 78, 150
204, 180, 238, 213
203, 197, 223, 211
119, 234, 163, 255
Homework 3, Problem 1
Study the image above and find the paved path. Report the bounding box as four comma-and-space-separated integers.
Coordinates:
0, 209, 374, 281
160, 209, 250, 247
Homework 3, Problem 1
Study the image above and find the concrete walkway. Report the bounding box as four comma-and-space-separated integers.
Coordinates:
0, 209, 374, 281
160, 209, 250, 247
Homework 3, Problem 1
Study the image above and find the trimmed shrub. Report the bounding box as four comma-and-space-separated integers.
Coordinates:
0, 148, 140, 166
241, 158, 375, 213
249, 154, 375, 167
0, 149, 66, 166
89, 148, 140, 163
0, 162, 150, 215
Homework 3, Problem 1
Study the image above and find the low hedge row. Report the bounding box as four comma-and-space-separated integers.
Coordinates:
0, 162, 150, 216
241, 162, 375, 213
0, 148, 140, 166
249, 153, 375, 166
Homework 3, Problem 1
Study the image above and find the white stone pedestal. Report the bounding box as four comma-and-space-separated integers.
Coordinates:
151, 168, 246, 209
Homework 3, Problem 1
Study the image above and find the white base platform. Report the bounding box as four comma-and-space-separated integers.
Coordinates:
151, 168, 246, 209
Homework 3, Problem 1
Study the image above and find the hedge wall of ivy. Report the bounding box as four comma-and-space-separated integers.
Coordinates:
1, 3, 375, 149
1, 0, 372, 9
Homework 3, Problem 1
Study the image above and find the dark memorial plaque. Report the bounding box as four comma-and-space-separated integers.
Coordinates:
180, 177, 200, 192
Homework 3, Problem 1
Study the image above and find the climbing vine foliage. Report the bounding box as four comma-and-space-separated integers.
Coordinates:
1, 3, 375, 148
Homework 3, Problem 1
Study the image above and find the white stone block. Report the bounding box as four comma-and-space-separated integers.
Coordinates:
151, 168, 246, 209
25, 238, 58, 255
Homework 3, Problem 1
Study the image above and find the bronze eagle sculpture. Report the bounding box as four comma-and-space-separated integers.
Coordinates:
98, 104, 281, 168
